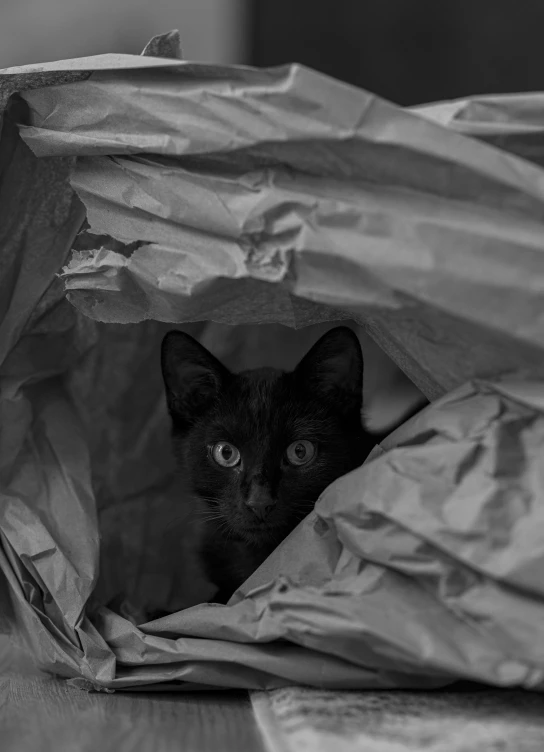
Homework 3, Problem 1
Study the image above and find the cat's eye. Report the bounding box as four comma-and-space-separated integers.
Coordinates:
211, 442, 241, 468
286, 440, 316, 466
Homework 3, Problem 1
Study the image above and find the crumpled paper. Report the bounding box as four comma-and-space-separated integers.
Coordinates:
412, 93, 544, 168
5, 39, 544, 399
2, 30, 544, 692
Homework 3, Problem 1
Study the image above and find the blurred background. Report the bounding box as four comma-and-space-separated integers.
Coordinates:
3, 0, 544, 105
0, 0, 247, 68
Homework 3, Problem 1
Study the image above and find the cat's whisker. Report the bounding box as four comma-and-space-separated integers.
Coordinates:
213, 517, 235, 538
196, 512, 226, 523
287, 502, 318, 513
199, 498, 223, 507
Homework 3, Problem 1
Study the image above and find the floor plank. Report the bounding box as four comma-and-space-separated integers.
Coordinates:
0, 636, 265, 752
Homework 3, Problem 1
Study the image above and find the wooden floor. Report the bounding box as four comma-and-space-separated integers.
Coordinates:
0, 636, 265, 752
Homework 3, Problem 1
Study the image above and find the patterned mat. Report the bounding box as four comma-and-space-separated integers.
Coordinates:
252, 686, 544, 752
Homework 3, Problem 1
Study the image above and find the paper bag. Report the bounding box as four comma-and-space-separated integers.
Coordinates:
2, 31, 544, 691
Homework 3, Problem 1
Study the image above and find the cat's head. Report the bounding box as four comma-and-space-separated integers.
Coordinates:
161, 326, 373, 546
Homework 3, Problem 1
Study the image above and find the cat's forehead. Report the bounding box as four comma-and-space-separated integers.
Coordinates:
230, 367, 286, 413
210, 368, 300, 433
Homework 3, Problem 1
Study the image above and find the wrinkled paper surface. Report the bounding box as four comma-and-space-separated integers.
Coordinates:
2, 31, 544, 691
8, 46, 544, 398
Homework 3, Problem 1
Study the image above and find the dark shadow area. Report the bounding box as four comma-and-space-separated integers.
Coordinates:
249, 0, 544, 105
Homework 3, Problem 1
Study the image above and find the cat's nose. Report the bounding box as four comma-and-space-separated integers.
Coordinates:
245, 492, 275, 520
246, 499, 275, 519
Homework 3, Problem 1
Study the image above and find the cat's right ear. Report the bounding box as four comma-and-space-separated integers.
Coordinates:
161, 331, 229, 426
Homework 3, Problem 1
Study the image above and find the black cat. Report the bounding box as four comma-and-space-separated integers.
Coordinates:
161, 326, 374, 604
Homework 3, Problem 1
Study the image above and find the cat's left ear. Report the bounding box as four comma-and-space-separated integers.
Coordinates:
294, 326, 363, 414
161, 330, 229, 427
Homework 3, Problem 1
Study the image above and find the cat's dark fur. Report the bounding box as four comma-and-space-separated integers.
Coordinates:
161, 326, 374, 604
